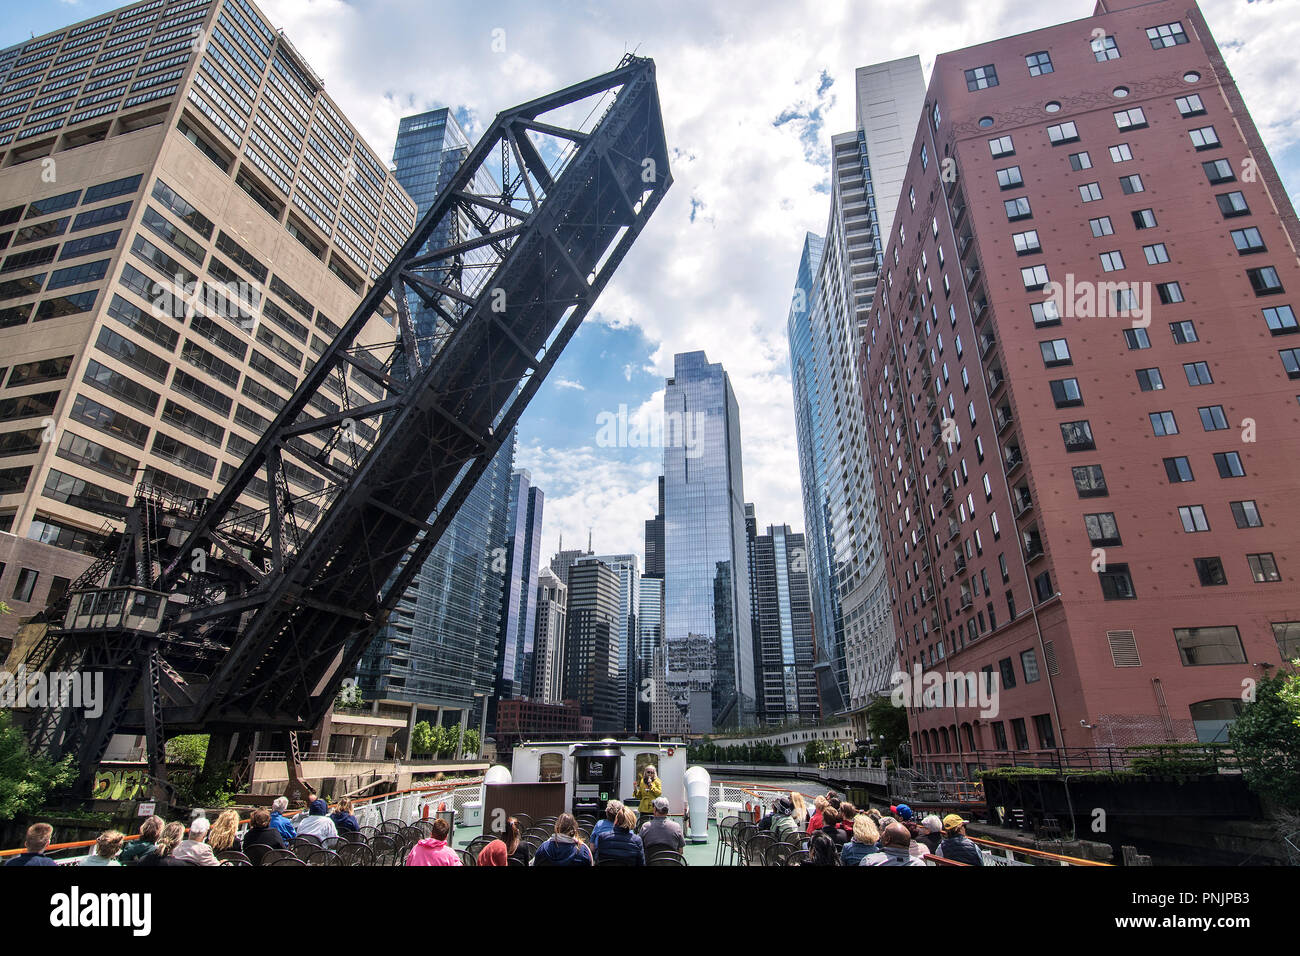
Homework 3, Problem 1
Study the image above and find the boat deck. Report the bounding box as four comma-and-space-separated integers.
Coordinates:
453, 817, 721, 865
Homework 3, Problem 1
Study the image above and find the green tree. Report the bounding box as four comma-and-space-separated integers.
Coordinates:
165, 734, 208, 766
440, 723, 460, 759
334, 681, 364, 711
1230, 669, 1300, 810
0, 710, 75, 822
866, 694, 910, 765
411, 721, 435, 755
463, 729, 481, 758
1278, 665, 1300, 728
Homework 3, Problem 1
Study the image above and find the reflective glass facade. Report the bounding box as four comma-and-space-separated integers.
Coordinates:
592, 552, 638, 732
636, 575, 663, 732
358, 428, 514, 712
750, 520, 818, 724
495, 469, 544, 710
786, 59, 923, 719
357, 107, 517, 721
663, 351, 754, 731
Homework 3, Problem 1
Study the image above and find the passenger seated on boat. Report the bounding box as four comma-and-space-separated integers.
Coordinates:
535, 814, 593, 866
805, 831, 841, 866
765, 797, 799, 840
859, 823, 926, 867
806, 796, 828, 834
838, 802, 858, 833
918, 815, 944, 855
817, 807, 848, 847
595, 807, 645, 865
639, 797, 684, 855
841, 815, 881, 866
294, 799, 338, 841
591, 800, 623, 852
790, 791, 809, 829
405, 817, 461, 866
478, 817, 521, 866
936, 814, 984, 867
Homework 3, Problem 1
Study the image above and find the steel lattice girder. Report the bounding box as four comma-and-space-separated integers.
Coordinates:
96, 55, 675, 732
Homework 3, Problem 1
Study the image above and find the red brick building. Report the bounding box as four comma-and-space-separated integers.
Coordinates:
860, 0, 1300, 780
494, 698, 593, 749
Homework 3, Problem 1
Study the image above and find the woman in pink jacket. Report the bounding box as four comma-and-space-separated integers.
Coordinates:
405, 818, 462, 866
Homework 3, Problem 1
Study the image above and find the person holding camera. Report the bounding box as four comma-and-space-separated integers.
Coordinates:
633, 764, 662, 824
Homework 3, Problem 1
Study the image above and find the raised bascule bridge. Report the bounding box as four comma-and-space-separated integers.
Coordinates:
21, 56, 672, 804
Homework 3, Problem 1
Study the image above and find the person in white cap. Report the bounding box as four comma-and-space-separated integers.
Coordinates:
639, 795, 684, 855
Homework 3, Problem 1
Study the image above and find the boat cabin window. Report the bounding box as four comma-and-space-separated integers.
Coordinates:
539, 753, 564, 783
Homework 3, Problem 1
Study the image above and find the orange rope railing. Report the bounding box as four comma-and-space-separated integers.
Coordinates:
969, 835, 1110, 866
0, 777, 484, 859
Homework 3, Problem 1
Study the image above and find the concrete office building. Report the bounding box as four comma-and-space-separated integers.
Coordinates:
532, 565, 567, 704
563, 554, 623, 733
861, 0, 1300, 780
0, 0, 417, 641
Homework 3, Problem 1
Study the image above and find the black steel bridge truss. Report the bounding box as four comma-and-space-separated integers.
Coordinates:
23, 56, 671, 801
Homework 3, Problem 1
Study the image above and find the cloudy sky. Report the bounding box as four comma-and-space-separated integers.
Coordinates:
14, 0, 1300, 569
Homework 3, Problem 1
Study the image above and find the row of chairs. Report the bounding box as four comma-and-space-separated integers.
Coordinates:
714, 817, 814, 867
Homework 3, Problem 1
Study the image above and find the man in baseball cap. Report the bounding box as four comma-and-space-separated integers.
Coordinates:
938, 814, 983, 866
639, 795, 684, 856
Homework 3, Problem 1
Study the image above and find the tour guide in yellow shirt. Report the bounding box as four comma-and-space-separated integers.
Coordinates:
633, 765, 662, 821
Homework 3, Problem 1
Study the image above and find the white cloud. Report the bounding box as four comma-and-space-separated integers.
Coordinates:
256, 0, 1300, 564
554, 378, 585, 391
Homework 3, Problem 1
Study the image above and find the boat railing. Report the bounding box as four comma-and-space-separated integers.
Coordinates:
970, 836, 1110, 866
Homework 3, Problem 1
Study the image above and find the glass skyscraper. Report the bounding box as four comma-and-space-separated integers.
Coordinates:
786, 58, 925, 728
495, 469, 544, 712
787, 232, 843, 710
749, 517, 819, 725
591, 552, 638, 732
357, 107, 516, 732
663, 351, 754, 731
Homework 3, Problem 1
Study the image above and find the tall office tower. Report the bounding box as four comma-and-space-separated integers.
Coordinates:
635, 574, 662, 732
637, 476, 665, 732
750, 516, 819, 726
0, 0, 419, 643
861, 0, 1300, 782
358, 429, 513, 731
358, 102, 515, 736
662, 350, 754, 731
548, 545, 592, 589
532, 565, 567, 704
389, 107, 499, 361
786, 57, 926, 731
591, 552, 638, 732
564, 555, 622, 732
495, 469, 544, 715
644, 475, 664, 576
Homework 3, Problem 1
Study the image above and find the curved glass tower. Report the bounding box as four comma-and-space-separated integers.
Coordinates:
663, 351, 754, 731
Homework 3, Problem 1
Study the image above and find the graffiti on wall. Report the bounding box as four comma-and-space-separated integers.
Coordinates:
91, 767, 149, 801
